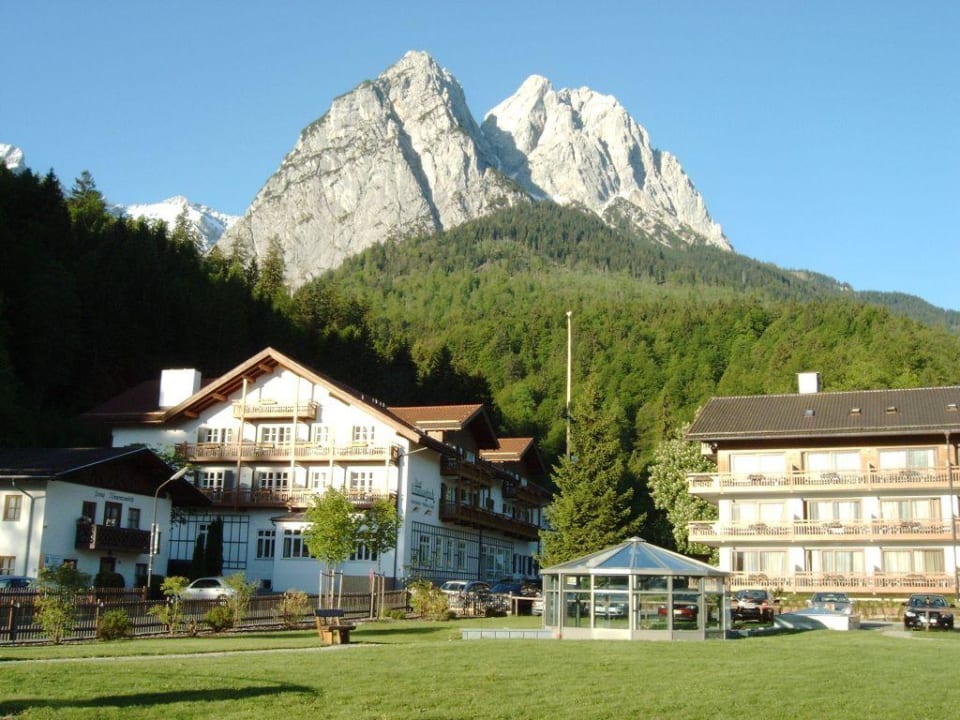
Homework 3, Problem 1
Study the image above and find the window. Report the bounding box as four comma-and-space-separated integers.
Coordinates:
257, 470, 290, 491
350, 541, 377, 562
0, 556, 14, 575
456, 541, 467, 570
882, 549, 945, 573
732, 551, 787, 575
198, 427, 234, 444
811, 550, 864, 574
730, 453, 786, 477
259, 425, 292, 446
81, 501, 97, 523
310, 424, 331, 445
731, 501, 785, 523
127, 507, 141, 530
349, 470, 375, 496
351, 425, 375, 444
417, 535, 432, 569
807, 500, 861, 521
805, 451, 860, 474
879, 448, 936, 470
281, 529, 311, 558
104, 502, 122, 528
880, 498, 940, 521
257, 530, 276, 559
3, 495, 22, 522
308, 468, 330, 492
198, 470, 227, 491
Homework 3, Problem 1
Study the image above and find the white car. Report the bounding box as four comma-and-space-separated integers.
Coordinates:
180, 576, 236, 601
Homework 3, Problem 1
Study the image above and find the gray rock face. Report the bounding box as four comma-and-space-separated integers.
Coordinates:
218, 51, 729, 287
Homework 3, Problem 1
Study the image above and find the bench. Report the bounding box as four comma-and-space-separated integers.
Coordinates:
315, 608, 356, 645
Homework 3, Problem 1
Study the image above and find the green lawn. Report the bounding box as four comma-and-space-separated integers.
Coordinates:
2, 618, 959, 719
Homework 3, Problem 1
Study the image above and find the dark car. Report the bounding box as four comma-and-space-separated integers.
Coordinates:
489, 581, 523, 597
658, 592, 700, 623
903, 594, 954, 630
731, 588, 777, 622
0, 576, 35, 591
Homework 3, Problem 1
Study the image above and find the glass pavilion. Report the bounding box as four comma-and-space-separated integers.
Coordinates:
540, 537, 730, 640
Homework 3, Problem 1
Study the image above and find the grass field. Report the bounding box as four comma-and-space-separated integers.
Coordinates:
2, 617, 959, 719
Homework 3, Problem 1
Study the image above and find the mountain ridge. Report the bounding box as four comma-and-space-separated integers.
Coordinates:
217, 51, 728, 287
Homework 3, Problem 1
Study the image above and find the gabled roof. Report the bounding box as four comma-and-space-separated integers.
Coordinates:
85, 347, 430, 446
542, 537, 728, 577
388, 404, 499, 450
480, 437, 549, 476
0, 447, 208, 506
687, 386, 960, 442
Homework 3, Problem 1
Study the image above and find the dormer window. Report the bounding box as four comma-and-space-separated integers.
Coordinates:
948, 403, 959, 412
804, 409, 815, 418
850, 407, 862, 415
885, 406, 898, 414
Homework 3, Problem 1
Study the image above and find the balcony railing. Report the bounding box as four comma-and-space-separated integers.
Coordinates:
439, 501, 541, 540
232, 400, 319, 419
688, 518, 960, 544
198, 488, 396, 510
179, 442, 400, 464
688, 466, 960, 496
439, 456, 494, 485
75, 522, 150, 553
728, 571, 956, 595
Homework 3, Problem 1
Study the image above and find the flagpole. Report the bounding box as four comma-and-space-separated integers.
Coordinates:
566, 310, 572, 460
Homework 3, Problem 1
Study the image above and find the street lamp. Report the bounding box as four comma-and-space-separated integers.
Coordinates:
146, 466, 190, 588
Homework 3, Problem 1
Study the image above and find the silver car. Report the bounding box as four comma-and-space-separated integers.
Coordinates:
180, 576, 236, 601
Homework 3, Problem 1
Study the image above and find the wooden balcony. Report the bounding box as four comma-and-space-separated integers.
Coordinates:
688, 518, 960, 545
438, 501, 541, 540
439, 456, 494, 486
178, 442, 400, 464
232, 400, 319, 419
729, 570, 957, 595
75, 522, 150, 553
688, 466, 960, 498
198, 488, 396, 510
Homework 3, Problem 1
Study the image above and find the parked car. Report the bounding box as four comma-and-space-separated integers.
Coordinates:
489, 581, 523, 597
0, 576, 35, 591
730, 588, 777, 622
439, 580, 490, 597
658, 592, 700, 623
531, 593, 543, 615
903, 594, 955, 630
180, 576, 236, 601
806, 592, 853, 614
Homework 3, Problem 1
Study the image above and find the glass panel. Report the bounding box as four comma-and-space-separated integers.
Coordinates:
704, 592, 723, 630
595, 575, 629, 590
564, 591, 590, 628
593, 592, 629, 628
636, 593, 668, 630
636, 575, 668, 592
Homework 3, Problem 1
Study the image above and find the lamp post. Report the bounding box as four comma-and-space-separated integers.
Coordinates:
146, 466, 190, 588
565, 310, 572, 460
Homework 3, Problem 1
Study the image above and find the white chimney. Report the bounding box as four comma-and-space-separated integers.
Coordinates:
159, 368, 202, 408
797, 372, 821, 395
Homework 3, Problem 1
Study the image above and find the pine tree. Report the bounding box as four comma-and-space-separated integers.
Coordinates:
539, 380, 637, 566
204, 517, 224, 576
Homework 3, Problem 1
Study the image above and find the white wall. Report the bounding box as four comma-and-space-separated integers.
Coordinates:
0, 482, 47, 577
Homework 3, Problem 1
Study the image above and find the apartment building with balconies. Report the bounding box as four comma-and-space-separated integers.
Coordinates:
85, 348, 550, 592
685, 372, 960, 597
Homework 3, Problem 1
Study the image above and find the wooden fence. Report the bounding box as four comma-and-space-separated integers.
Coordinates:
0, 589, 409, 645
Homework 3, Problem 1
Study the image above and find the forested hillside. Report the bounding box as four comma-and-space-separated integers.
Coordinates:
320, 203, 960, 468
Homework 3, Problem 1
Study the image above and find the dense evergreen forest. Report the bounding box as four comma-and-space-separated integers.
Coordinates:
5, 164, 960, 547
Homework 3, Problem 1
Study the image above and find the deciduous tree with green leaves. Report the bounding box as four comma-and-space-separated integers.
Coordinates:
358, 496, 401, 572
646, 423, 718, 558
303, 488, 359, 603
539, 381, 638, 566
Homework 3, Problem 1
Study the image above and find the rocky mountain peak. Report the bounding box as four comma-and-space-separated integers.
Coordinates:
217, 52, 729, 287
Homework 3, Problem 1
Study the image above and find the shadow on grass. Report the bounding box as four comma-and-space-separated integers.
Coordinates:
0, 681, 319, 715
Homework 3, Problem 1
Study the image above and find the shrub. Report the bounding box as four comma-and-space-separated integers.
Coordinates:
385, 608, 407, 620
224, 572, 259, 628
35, 564, 91, 644
408, 580, 452, 621
204, 604, 233, 632
147, 576, 189, 636
275, 589, 310, 629
94, 571, 125, 589
97, 609, 132, 641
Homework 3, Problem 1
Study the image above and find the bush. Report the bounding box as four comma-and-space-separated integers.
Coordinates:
224, 572, 259, 628
204, 604, 233, 632
408, 580, 452, 621
147, 576, 189, 636
275, 589, 310, 629
97, 609, 132, 640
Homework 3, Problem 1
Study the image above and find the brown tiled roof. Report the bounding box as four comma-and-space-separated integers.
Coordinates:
687, 386, 960, 441
481, 437, 534, 461
388, 404, 485, 429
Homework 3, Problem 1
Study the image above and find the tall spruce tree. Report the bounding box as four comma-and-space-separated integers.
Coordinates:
539, 380, 637, 566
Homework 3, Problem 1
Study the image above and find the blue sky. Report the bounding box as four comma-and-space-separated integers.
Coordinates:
4, 1, 958, 309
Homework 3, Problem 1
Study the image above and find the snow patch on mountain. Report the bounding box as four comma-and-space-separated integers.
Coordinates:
115, 196, 239, 250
